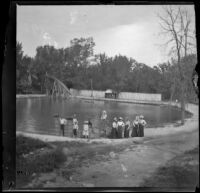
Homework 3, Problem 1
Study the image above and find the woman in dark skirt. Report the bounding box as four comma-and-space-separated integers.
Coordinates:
117, 117, 124, 138
131, 116, 139, 137
138, 115, 146, 137
138, 121, 143, 137
111, 117, 118, 138
124, 117, 131, 138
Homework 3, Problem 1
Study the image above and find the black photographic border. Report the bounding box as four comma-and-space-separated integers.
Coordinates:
2, 0, 199, 192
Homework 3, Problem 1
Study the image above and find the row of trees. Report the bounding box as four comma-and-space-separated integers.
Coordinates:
16, 39, 197, 102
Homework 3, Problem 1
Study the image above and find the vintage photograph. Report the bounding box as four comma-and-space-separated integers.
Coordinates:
15, 4, 198, 190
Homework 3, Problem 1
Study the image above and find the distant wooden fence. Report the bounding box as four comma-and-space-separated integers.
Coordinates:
70, 89, 161, 101
118, 92, 161, 101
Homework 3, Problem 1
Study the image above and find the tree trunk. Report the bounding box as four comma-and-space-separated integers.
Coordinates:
180, 84, 185, 125
176, 41, 185, 125
170, 84, 175, 104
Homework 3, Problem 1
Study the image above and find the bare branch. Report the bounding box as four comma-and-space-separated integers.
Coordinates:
158, 5, 195, 64
173, 7, 181, 24
158, 14, 172, 27
166, 6, 180, 26
159, 22, 173, 33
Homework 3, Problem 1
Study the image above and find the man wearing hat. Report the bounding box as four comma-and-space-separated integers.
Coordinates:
111, 117, 118, 138
117, 117, 125, 138
59, 115, 67, 136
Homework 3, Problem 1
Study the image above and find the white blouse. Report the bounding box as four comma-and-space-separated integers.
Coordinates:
117, 121, 125, 127
112, 122, 117, 128
140, 119, 147, 126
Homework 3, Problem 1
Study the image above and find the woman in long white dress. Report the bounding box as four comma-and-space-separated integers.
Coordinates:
101, 110, 108, 136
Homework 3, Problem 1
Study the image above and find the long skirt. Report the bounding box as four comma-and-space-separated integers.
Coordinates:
102, 120, 107, 136
111, 127, 117, 138
73, 129, 78, 136
138, 124, 144, 137
82, 129, 89, 137
117, 126, 123, 138
60, 124, 65, 136
124, 125, 129, 138
131, 125, 138, 137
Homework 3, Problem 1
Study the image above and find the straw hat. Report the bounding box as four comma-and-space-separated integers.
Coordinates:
119, 117, 123, 120
84, 121, 89, 124
140, 115, 144, 119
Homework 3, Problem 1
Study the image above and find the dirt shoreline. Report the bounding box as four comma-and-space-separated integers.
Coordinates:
19, 129, 198, 189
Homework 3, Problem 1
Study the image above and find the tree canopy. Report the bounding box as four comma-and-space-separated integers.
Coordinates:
16, 36, 197, 103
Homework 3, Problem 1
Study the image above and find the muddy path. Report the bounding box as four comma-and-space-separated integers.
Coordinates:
24, 127, 198, 188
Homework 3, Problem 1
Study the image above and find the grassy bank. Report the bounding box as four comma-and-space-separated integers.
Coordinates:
16, 135, 66, 188
141, 146, 199, 189
16, 135, 134, 188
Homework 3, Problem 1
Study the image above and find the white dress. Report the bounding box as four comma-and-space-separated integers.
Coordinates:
73, 118, 78, 130
82, 124, 89, 136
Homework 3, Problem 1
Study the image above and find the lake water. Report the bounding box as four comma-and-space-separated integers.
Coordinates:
16, 97, 191, 138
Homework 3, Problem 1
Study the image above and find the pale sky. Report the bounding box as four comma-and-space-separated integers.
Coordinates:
17, 5, 196, 67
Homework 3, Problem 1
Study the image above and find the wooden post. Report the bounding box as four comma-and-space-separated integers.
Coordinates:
91, 79, 93, 98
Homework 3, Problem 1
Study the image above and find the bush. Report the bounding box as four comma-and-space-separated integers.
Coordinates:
16, 135, 50, 157
29, 147, 66, 173
17, 143, 66, 174
16, 145, 67, 188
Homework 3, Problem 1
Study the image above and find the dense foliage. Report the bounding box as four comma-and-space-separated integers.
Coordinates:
16, 37, 198, 102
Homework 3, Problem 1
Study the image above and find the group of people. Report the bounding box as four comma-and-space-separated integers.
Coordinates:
111, 115, 146, 139
58, 110, 147, 139
58, 114, 92, 138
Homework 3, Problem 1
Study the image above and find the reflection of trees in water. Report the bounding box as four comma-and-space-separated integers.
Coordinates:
23, 99, 37, 133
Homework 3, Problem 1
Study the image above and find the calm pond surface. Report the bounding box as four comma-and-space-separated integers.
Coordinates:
16, 97, 192, 138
